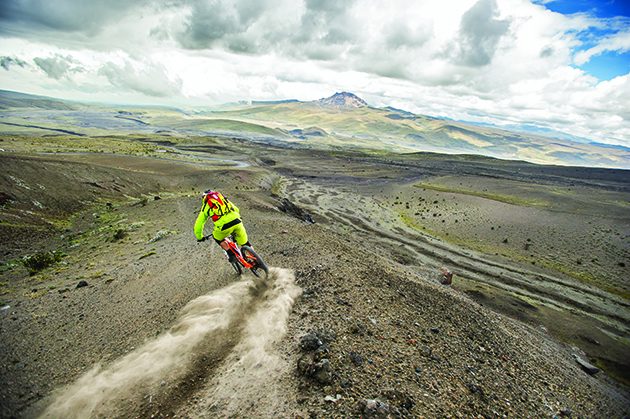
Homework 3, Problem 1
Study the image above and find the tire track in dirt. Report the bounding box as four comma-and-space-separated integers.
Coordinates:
39, 268, 300, 418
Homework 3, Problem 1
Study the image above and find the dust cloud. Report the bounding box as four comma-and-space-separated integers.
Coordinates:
184, 267, 302, 417
41, 268, 300, 418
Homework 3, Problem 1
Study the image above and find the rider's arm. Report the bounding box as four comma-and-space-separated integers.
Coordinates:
194, 203, 210, 240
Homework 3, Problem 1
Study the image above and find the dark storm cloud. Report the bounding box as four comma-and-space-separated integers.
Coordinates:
0, 0, 147, 34
33, 55, 82, 79
0, 56, 27, 70
452, 0, 510, 66
295, 0, 357, 45
177, 0, 268, 50
176, 0, 359, 60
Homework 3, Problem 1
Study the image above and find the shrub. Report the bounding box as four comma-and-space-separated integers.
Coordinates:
22, 251, 64, 276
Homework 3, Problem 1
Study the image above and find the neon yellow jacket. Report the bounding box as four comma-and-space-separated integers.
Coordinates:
194, 198, 240, 240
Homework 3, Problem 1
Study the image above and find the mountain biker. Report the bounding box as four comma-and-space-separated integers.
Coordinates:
194, 190, 253, 260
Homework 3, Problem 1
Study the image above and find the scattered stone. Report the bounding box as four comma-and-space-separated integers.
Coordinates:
358, 399, 396, 418
554, 407, 573, 418
340, 379, 352, 388
324, 394, 342, 403
76, 280, 88, 289
466, 383, 487, 400
297, 353, 315, 375
573, 354, 599, 375
351, 322, 367, 336
349, 351, 364, 366
312, 359, 334, 384
382, 388, 414, 411
439, 267, 452, 285
300, 332, 323, 351
314, 343, 330, 357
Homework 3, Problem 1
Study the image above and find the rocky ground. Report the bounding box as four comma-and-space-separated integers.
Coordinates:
1, 139, 628, 418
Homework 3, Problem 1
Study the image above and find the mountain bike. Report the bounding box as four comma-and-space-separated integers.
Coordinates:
206, 235, 269, 278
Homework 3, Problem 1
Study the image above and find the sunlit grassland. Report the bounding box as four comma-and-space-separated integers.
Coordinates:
413, 182, 549, 207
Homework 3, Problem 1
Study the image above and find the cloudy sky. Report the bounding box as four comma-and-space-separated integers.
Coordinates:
1, 0, 629, 146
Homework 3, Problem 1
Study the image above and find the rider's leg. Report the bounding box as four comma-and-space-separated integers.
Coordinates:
212, 227, 234, 261
231, 223, 250, 248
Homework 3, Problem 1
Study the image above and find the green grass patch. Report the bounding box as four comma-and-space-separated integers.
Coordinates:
413, 182, 548, 207
21, 251, 65, 276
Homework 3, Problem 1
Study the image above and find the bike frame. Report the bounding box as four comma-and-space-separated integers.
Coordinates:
224, 237, 255, 269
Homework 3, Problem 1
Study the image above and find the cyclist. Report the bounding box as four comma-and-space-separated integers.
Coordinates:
194, 190, 253, 260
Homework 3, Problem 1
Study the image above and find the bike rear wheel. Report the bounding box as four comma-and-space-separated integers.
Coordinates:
241, 246, 268, 278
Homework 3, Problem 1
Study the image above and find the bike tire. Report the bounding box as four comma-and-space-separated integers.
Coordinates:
241, 246, 268, 278
231, 260, 243, 275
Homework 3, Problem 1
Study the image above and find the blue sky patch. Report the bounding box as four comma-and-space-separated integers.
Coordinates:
576, 50, 630, 80
539, 0, 630, 18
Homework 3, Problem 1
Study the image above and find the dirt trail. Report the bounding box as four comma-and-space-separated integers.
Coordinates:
279, 176, 630, 335
40, 268, 300, 418
2, 150, 628, 418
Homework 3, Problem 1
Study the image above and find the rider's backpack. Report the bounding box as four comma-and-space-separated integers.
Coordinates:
204, 190, 235, 221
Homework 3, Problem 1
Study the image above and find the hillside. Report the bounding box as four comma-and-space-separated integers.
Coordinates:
1, 90, 628, 169
0, 135, 628, 417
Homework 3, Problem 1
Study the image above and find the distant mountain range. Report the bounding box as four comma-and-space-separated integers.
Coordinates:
0, 89, 628, 169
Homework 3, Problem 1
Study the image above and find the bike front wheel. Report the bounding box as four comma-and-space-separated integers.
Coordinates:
230, 261, 243, 275
241, 246, 268, 278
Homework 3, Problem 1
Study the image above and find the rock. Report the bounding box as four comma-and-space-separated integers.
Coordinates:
573, 354, 599, 375
312, 359, 334, 384
298, 354, 334, 385
555, 407, 573, 418
466, 383, 487, 401
76, 280, 88, 289
349, 351, 364, 366
324, 394, 342, 403
314, 343, 330, 358
358, 399, 396, 418
154, 196, 161, 200
340, 379, 352, 388
351, 322, 367, 336
430, 327, 440, 334
382, 388, 415, 411
439, 267, 453, 285
317, 329, 337, 344
300, 332, 323, 351
297, 353, 315, 375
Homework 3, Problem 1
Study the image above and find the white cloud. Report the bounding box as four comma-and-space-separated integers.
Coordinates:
98, 59, 182, 97
573, 30, 630, 65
